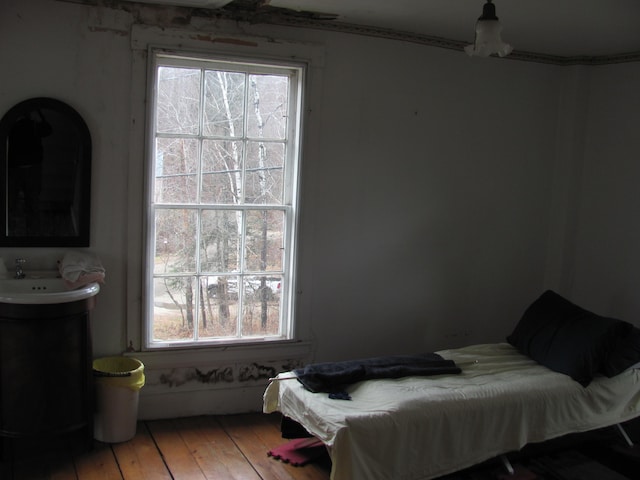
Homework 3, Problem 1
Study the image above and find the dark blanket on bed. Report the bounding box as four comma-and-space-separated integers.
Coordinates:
294, 353, 461, 396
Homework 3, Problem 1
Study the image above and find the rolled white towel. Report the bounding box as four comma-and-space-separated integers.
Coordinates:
59, 251, 106, 288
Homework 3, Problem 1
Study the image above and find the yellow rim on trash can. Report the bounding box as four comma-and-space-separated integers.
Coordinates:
93, 356, 145, 391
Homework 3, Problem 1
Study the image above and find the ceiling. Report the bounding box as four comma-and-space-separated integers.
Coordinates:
124, 0, 640, 59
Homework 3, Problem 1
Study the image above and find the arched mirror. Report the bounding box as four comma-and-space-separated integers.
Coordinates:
0, 98, 91, 247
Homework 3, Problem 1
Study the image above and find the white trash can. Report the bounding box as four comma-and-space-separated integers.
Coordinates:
93, 356, 145, 443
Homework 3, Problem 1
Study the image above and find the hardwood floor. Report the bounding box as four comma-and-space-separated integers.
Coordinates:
0, 413, 331, 480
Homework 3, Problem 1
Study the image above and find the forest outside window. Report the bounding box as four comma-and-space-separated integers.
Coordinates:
145, 51, 304, 348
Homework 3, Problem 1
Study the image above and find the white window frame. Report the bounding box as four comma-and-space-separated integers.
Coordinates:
143, 48, 305, 350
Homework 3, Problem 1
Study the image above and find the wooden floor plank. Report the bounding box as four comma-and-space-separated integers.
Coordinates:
147, 418, 208, 479
9, 435, 79, 480
73, 441, 122, 480
111, 422, 172, 480
220, 413, 294, 480
172, 415, 262, 480
220, 413, 330, 480
252, 414, 331, 480
0, 414, 332, 480
12, 452, 78, 480
48, 462, 80, 480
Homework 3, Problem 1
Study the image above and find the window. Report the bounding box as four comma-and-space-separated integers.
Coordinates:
145, 51, 303, 348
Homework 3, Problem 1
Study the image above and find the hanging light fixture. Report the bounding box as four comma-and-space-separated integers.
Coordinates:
464, 0, 513, 58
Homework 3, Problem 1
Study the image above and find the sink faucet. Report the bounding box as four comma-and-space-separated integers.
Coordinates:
14, 258, 26, 279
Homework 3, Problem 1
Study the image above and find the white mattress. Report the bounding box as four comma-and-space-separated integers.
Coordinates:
263, 343, 640, 480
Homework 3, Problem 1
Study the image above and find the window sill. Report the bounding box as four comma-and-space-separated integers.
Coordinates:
126, 339, 312, 369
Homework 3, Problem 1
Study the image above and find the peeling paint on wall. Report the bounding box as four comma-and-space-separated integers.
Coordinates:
157, 365, 233, 387
238, 362, 276, 382
145, 358, 303, 393
192, 34, 258, 47
88, 25, 129, 35
194, 366, 234, 383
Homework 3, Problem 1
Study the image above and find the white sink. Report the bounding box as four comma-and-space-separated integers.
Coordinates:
0, 275, 100, 304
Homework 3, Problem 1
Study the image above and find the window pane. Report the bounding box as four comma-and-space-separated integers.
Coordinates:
155, 138, 199, 203
244, 210, 284, 272
199, 275, 239, 338
200, 210, 241, 272
157, 67, 201, 135
148, 52, 301, 348
152, 276, 196, 341
241, 275, 282, 336
154, 208, 197, 274
203, 70, 245, 138
247, 74, 288, 139
201, 139, 243, 204
245, 141, 284, 204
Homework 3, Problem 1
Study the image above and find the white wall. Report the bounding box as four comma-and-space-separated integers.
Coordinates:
1, 0, 637, 417
301, 33, 561, 358
569, 63, 640, 320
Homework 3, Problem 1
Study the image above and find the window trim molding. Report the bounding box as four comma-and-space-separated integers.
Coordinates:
145, 50, 302, 349
126, 339, 313, 370
127, 23, 325, 356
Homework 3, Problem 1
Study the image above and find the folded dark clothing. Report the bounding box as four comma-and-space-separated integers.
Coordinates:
294, 353, 461, 394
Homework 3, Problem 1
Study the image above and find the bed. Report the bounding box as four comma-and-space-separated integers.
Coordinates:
263, 291, 640, 480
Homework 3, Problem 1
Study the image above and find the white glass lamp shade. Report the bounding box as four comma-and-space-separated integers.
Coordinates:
465, 19, 513, 57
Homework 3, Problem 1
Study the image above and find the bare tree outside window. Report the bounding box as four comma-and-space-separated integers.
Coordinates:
147, 53, 302, 347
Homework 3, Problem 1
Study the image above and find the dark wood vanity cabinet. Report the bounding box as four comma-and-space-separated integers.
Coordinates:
0, 298, 94, 452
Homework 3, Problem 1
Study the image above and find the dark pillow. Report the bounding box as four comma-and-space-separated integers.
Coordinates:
603, 327, 640, 377
507, 290, 631, 386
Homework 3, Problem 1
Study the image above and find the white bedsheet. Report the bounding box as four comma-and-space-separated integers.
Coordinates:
263, 343, 640, 480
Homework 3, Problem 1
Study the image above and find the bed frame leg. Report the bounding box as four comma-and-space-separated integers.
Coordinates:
500, 454, 515, 475
616, 424, 634, 447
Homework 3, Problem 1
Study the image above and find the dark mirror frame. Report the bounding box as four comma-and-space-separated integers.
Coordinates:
0, 98, 91, 247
